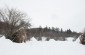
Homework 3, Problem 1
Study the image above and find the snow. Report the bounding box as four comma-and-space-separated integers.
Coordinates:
66, 37, 74, 41
42, 37, 47, 41
30, 37, 37, 41
49, 39, 56, 41
0, 36, 85, 55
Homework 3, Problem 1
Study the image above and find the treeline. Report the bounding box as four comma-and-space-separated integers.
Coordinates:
27, 26, 80, 41
0, 22, 80, 41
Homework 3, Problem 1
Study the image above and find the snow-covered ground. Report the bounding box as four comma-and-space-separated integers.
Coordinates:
0, 36, 85, 55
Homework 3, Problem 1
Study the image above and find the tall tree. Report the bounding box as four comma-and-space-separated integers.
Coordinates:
61, 28, 63, 33
0, 7, 31, 39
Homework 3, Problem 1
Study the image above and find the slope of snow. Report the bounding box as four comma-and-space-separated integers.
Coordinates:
75, 35, 81, 43
30, 37, 37, 41
0, 36, 85, 55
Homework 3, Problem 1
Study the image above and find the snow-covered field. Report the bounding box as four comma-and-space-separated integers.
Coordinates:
0, 36, 85, 55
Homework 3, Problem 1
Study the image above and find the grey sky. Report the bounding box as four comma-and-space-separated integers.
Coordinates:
0, 0, 85, 32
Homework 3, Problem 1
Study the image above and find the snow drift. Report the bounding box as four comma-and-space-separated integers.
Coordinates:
0, 36, 85, 55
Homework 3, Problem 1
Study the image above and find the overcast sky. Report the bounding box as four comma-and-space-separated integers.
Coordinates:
0, 0, 85, 32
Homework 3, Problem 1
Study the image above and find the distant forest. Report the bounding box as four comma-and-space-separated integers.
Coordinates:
26, 26, 80, 41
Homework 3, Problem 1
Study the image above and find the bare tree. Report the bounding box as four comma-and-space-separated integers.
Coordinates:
0, 7, 31, 39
